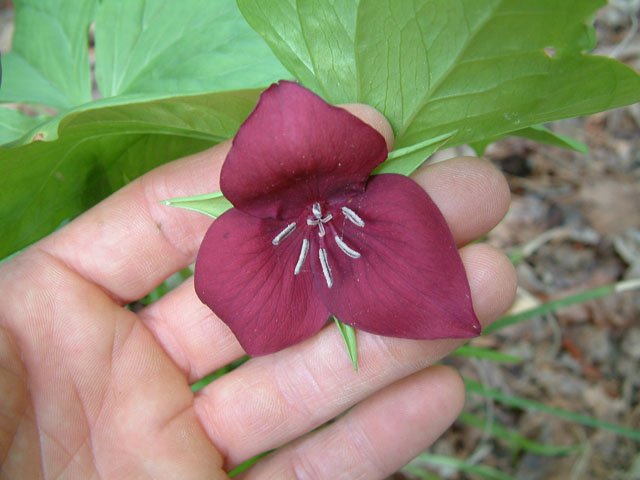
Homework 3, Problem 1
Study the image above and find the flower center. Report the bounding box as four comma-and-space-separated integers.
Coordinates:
271, 202, 365, 288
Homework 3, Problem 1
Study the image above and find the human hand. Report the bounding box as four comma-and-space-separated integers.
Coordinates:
0, 105, 516, 479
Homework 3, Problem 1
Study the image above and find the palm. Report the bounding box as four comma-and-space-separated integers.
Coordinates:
1, 106, 516, 479
0, 263, 225, 478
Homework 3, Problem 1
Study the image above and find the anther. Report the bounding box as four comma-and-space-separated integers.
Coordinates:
294, 238, 309, 274
312, 202, 323, 219
319, 248, 333, 288
272, 222, 297, 245
342, 206, 365, 227
334, 235, 361, 258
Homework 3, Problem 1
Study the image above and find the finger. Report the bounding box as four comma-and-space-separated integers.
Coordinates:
34, 105, 396, 305
138, 277, 240, 381
139, 158, 511, 381
237, 366, 464, 480
193, 243, 516, 468
414, 156, 510, 246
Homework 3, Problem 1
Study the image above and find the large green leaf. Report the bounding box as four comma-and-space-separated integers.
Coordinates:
0, 90, 262, 258
94, 0, 290, 98
238, 0, 640, 173
0, 0, 95, 109
0, 107, 47, 145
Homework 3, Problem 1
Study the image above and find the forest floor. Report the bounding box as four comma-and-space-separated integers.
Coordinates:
400, 3, 640, 479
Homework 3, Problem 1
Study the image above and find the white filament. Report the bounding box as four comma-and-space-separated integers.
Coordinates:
334, 235, 360, 258
318, 248, 333, 288
294, 238, 309, 275
272, 222, 297, 245
342, 206, 365, 227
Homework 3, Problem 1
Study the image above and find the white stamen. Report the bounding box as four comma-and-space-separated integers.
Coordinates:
342, 206, 365, 227
334, 235, 361, 258
319, 248, 333, 288
272, 222, 297, 245
294, 238, 309, 274
318, 222, 326, 237
312, 202, 323, 219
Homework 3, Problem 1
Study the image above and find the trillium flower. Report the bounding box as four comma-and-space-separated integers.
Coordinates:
195, 81, 481, 355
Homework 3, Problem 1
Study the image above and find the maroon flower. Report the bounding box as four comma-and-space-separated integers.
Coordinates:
195, 81, 480, 355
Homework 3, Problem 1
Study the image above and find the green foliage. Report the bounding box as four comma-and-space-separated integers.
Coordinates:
0, 0, 95, 108
0, 0, 288, 258
0, 90, 261, 259
0, 107, 46, 145
2, 1, 639, 257
238, 0, 640, 174
93, 0, 290, 98
470, 124, 588, 156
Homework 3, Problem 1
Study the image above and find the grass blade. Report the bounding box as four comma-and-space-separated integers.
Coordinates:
407, 453, 517, 480
190, 356, 249, 392
458, 411, 581, 456
484, 279, 640, 335
465, 379, 640, 441
452, 345, 523, 364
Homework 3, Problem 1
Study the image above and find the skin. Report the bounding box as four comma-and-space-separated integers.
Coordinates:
0, 105, 516, 479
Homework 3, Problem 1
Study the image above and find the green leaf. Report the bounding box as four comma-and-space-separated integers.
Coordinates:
334, 317, 358, 371
3, 0, 291, 146
239, 0, 640, 170
0, 89, 261, 259
470, 124, 588, 155
94, 0, 290, 98
162, 191, 233, 219
0, 107, 47, 146
0, 0, 95, 109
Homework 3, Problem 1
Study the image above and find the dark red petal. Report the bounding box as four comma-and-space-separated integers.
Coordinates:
312, 174, 481, 339
194, 208, 329, 355
221, 81, 388, 220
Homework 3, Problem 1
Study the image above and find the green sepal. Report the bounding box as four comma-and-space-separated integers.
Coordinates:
374, 132, 455, 176
161, 191, 233, 219
333, 316, 358, 371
